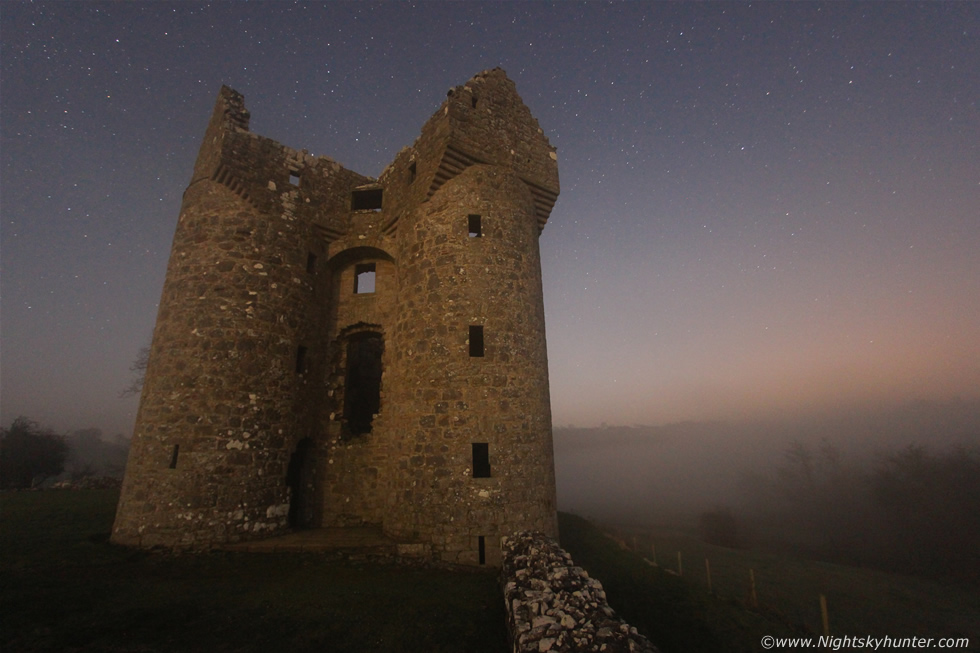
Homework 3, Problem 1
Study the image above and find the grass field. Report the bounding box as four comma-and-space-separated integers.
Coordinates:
0, 490, 507, 653
598, 519, 980, 648
3, 491, 975, 652
558, 512, 811, 653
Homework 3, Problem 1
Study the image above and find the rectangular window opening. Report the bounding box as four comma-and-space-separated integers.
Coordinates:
351, 188, 383, 211
468, 214, 482, 238
296, 345, 308, 374
354, 263, 376, 294
472, 442, 491, 478
289, 172, 301, 187
469, 325, 484, 357
478, 535, 486, 565
169, 444, 180, 469
306, 252, 317, 274
343, 333, 384, 437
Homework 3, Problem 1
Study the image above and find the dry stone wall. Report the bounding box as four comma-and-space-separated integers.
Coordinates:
502, 532, 660, 653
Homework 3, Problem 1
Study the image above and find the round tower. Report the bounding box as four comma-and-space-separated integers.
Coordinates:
112, 89, 362, 547
382, 163, 558, 564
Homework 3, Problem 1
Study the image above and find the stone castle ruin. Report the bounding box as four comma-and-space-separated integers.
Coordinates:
112, 69, 560, 566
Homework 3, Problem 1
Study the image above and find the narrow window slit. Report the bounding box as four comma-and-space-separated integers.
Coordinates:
296, 345, 307, 374
468, 214, 482, 238
306, 252, 317, 274
169, 444, 180, 469
478, 536, 486, 565
469, 325, 484, 357
472, 442, 491, 478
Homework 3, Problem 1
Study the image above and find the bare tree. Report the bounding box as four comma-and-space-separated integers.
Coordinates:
120, 345, 150, 398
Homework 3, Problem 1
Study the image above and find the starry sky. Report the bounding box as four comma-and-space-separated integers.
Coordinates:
2, 1, 978, 437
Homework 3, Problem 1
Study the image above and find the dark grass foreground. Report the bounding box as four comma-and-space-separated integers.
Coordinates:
2, 491, 856, 653
1, 490, 507, 653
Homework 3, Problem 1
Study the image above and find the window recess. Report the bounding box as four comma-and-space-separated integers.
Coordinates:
472, 443, 491, 478
354, 263, 376, 294
468, 214, 482, 238
469, 325, 484, 357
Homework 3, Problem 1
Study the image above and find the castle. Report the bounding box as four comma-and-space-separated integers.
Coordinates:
111, 69, 560, 566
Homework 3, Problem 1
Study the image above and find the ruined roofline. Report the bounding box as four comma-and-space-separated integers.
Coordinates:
379, 67, 560, 227
214, 68, 557, 204
192, 69, 559, 237
210, 85, 368, 181
217, 85, 250, 132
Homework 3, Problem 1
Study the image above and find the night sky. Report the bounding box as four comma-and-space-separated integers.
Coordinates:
2, 2, 978, 438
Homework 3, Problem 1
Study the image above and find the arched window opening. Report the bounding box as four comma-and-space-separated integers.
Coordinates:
344, 333, 383, 437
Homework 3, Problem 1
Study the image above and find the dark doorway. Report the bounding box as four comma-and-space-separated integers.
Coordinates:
286, 438, 315, 529
344, 333, 383, 436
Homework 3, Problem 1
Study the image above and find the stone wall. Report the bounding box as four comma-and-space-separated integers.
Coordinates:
113, 69, 561, 565
112, 87, 372, 548
501, 532, 659, 653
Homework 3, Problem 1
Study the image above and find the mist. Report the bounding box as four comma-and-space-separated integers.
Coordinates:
554, 399, 980, 581
63, 428, 130, 480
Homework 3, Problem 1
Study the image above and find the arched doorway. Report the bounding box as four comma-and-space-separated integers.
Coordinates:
286, 437, 315, 528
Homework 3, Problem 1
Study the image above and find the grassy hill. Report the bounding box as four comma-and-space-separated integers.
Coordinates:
604, 519, 980, 646
558, 512, 808, 653
3, 491, 975, 652
561, 513, 980, 652
0, 490, 507, 652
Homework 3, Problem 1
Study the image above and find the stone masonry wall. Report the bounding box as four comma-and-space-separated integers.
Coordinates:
114, 69, 562, 562
381, 164, 558, 565
113, 88, 372, 547
502, 532, 660, 653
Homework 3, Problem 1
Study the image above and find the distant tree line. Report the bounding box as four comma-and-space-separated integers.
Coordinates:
737, 440, 980, 584
0, 417, 68, 489
1, 417, 129, 489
